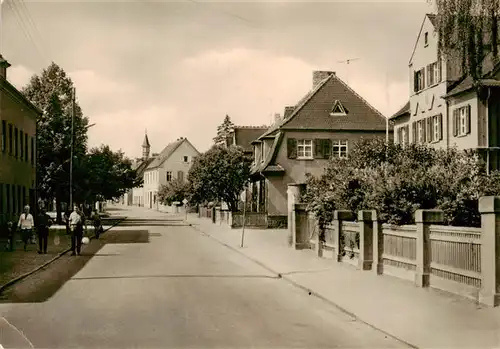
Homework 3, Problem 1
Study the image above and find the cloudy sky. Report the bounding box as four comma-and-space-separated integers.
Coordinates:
1, 0, 432, 159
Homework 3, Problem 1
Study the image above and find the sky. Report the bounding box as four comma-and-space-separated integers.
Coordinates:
1, 0, 433, 159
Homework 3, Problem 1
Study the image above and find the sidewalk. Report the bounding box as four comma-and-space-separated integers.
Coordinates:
187, 213, 500, 349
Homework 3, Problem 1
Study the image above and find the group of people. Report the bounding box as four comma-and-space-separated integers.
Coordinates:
9, 204, 103, 256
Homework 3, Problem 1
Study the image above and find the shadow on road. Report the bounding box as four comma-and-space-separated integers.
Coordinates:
71, 274, 279, 281
118, 218, 188, 227
0, 228, 150, 303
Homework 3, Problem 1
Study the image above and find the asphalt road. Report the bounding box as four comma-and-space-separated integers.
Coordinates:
0, 206, 408, 348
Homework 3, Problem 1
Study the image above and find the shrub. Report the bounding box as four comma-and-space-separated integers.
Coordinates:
304, 138, 500, 230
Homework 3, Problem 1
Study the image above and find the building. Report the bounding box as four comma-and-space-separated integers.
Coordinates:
0, 55, 41, 225
249, 70, 392, 227
143, 137, 200, 210
226, 125, 268, 156
391, 13, 500, 172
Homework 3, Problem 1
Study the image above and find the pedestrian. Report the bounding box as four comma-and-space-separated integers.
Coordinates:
91, 209, 102, 239
17, 205, 34, 251
64, 209, 71, 235
36, 208, 52, 254
5, 221, 14, 251
69, 205, 84, 256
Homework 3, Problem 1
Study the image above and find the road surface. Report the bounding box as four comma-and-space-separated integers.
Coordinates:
0, 206, 408, 348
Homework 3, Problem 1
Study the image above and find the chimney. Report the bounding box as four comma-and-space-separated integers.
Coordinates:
283, 106, 294, 119
312, 70, 335, 89
274, 113, 281, 123
0, 55, 11, 80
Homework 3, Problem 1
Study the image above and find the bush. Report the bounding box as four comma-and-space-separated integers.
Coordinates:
158, 179, 189, 206
304, 138, 500, 232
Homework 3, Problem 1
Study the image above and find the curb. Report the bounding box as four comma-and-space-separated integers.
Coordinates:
189, 219, 419, 349
0, 216, 127, 294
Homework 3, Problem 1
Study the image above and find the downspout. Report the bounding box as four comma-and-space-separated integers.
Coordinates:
486, 87, 491, 174
445, 99, 450, 149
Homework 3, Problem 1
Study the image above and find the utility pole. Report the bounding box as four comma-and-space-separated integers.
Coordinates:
69, 87, 75, 210
337, 57, 360, 85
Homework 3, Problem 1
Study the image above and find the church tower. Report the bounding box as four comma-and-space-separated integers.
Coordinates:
142, 130, 150, 160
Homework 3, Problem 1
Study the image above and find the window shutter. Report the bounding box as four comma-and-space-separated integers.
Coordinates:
426, 64, 431, 86
412, 121, 417, 143
438, 114, 443, 140
413, 72, 418, 92
453, 109, 458, 136
396, 128, 401, 144
466, 104, 471, 134
314, 139, 324, 159
323, 139, 332, 159
420, 68, 425, 89
177, 170, 184, 183
287, 138, 297, 159
405, 125, 410, 144
438, 60, 442, 82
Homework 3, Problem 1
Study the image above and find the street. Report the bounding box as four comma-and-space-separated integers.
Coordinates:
0, 206, 407, 348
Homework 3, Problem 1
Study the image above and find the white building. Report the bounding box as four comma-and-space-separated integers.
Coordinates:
142, 137, 200, 210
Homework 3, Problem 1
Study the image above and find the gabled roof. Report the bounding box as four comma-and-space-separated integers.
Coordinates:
145, 138, 199, 170
277, 72, 388, 131
135, 157, 155, 178
389, 101, 410, 120
409, 13, 438, 65
250, 131, 285, 175
232, 126, 268, 152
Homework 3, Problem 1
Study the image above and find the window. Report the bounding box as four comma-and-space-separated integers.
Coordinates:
330, 100, 347, 116
297, 139, 313, 159
24, 134, 28, 162
31, 137, 35, 165
260, 143, 265, 163
8, 124, 12, 155
166, 171, 172, 182
433, 115, 441, 141
453, 105, 471, 137
14, 128, 18, 158
424, 32, 428, 46
426, 62, 441, 87
177, 170, 184, 183
414, 68, 425, 92
1, 120, 5, 152
183, 156, 188, 163
19, 131, 24, 160
332, 140, 348, 158
418, 120, 425, 143
397, 125, 410, 145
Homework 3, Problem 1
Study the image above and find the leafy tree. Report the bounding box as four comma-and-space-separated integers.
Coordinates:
158, 179, 189, 206
82, 145, 142, 202
22, 63, 89, 222
213, 114, 235, 146
187, 145, 251, 211
430, 0, 499, 79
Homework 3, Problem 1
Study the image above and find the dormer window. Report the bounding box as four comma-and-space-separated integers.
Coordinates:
330, 100, 347, 116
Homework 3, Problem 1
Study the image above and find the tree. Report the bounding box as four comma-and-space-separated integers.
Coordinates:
22, 63, 89, 222
187, 145, 252, 211
213, 114, 235, 145
430, 0, 499, 79
82, 145, 142, 202
158, 179, 189, 206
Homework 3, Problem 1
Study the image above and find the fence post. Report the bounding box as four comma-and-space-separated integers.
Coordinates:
292, 203, 309, 250
358, 210, 376, 271
333, 210, 355, 262
478, 196, 500, 307
211, 207, 216, 224
372, 212, 383, 275
414, 209, 444, 288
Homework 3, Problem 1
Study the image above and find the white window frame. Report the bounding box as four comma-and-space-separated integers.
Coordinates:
166, 171, 172, 182
433, 62, 440, 84
401, 127, 407, 145
418, 121, 424, 143
183, 156, 188, 163
297, 139, 313, 159
458, 107, 467, 136
260, 143, 265, 163
332, 140, 348, 158
433, 115, 440, 141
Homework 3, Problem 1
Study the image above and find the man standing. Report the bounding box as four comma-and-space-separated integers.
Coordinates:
36, 208, 52, 254
69, 206, 83, 256
18, 205, 34, 251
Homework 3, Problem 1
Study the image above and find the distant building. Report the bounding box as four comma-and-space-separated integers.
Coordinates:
226, 126, 268, 157
0, 55, 41, 225
142, 137, 200, 210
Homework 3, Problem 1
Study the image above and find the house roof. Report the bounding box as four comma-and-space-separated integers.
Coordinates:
277, 72, 388, 131
135, 157, 155, 178
233, 126, 268, 152
409, 13, 438, 65
251, 131, 285, 175
389, 101, 410, 120
145, 137, 199, 170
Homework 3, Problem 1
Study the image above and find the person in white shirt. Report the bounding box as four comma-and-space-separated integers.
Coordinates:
69, 206, 84, 256
18, 205, 34, 251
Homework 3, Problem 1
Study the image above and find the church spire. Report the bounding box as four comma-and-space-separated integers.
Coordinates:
142, 129, 150, 159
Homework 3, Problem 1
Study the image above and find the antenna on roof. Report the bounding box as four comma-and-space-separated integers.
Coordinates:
337, 57, 360, 85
